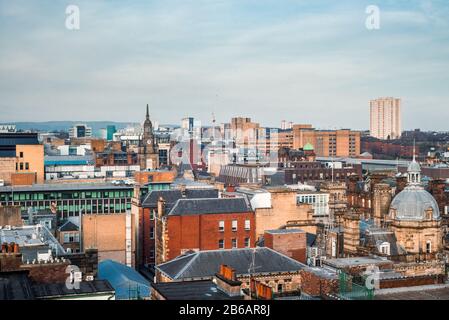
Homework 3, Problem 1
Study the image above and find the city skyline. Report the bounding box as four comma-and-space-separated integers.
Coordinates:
1, 0, 449, 130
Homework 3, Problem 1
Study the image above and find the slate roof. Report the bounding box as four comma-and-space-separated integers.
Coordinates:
58, 220, 79, 232
32, 280, 115, 299
141, 189, 219, 208
306, 233, 317, 247
0, 272, 34, 300
363, 230, 406, 256
168, 197, 252, 216
0, 272, 114, 300
152, 280, 241, 300
156, 247, 306, 280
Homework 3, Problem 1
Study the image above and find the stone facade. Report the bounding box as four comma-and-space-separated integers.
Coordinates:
264, 230, 307, 264
254, 189, 315, 239
82, 213, 136, 266
391, 219, 442, 254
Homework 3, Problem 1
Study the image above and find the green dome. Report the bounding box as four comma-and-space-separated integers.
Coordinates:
303, 142, 314, 151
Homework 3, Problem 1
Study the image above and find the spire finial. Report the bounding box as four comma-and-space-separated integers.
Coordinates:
413, 139, 416, 162
146, 104, 150, 120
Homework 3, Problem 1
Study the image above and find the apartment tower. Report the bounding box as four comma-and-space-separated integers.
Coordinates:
370, 97, 401, 140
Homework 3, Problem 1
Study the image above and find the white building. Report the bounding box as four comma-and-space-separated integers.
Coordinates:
297, 191, 330, 217
0, 124, 16, 133
69, 124, 93, 139
370, 97, 402, 140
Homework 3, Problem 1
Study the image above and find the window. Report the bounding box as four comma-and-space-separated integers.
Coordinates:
19, 152, 23, 158
277, 284, 283, 293
244, 237, 250, 248
379, 242, 390, 255
150, 209, 155, 220
426, 241, 432, 254
218, 239, 224, 249
232, 220, 238, 232
218, 220, 225, 232
19, 163, 23, 170
149, 249, 155, 259
25, 163, 29, 170
245, 220, 251, 231
231, 238, 237, 249
150, 227, 154, 239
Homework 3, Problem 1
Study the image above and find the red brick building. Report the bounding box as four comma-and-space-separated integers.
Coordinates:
156, 197, 255, 264
135, 188, 219, 266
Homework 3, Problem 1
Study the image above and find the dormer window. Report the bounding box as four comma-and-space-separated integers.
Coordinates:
379, 242, 390, 255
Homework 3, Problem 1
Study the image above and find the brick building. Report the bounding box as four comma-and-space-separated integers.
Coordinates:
134, 188, 219, 267
0, 133, 44, 185
155, 197, 255, 263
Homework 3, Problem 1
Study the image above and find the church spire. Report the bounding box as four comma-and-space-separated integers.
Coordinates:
146, 104, 150, 120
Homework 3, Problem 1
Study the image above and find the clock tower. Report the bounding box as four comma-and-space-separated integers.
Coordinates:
139, 104, 159, 170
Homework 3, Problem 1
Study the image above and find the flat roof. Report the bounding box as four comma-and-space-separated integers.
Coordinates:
152, 280, 240, 300
324, 257, 392, 268
0, 183, 133, 193
375, 284, 449, 300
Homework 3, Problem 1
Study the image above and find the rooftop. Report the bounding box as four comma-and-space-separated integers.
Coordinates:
141, 188, 219, 208
323, 257, 392, 269
152, 280, 241, 300
0, 225, 65, 261
265, 228, 305, 235
0, 133, 40, 146
32, 280, 115, 300
0, 183, 133, 193
156, 247, 306, 281
168, 197, 252, 216
375, 284, 449, 300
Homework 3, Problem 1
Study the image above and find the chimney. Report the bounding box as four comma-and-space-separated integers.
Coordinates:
250, 279, 273, 300
7, 242, 14, 254
1, 243, 7, 253
13, 243, 20, 254
157, 197, 166, 218
214, 265, 242, 297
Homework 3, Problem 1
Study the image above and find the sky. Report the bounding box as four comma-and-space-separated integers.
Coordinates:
0, 0, 448, 130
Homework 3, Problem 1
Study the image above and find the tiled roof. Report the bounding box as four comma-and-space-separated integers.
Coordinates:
156, 247, 306, 280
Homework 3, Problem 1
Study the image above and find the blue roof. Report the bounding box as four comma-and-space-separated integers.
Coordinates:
98, 260, 151, 300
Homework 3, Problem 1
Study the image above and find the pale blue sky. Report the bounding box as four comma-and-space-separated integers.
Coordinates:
0, 0, 448, 130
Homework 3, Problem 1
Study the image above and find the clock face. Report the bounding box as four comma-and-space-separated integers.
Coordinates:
147, 139, 152, 145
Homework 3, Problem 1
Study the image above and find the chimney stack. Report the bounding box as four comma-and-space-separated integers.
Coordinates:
157, 197, 166, 219
214, 265, 242, 297
250, 279, 273, 300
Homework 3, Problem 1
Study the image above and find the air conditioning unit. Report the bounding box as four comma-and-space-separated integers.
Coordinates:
86, 275, 94, 281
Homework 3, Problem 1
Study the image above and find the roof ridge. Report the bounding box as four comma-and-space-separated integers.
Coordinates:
174, 251, 201, 279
